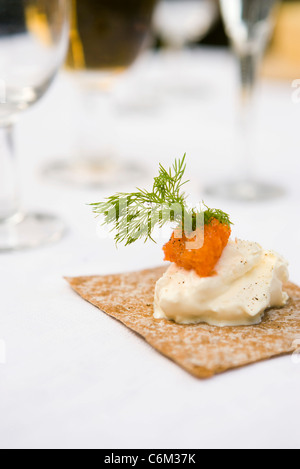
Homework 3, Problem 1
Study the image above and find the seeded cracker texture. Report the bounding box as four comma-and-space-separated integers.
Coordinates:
66, 266, 300, 379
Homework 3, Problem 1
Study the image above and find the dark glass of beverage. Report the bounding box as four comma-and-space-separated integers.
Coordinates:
67, 0, 157, 71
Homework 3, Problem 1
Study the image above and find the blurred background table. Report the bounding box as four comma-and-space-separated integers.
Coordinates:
0, 47, 300, 449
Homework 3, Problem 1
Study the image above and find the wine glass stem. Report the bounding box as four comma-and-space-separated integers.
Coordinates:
76, 83, 114, 161
0, 124, 19, 222
238, 52, 259, 182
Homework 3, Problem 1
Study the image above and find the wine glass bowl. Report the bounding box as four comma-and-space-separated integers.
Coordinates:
0, 0, 69, 251
0, 0, 69, 123
220, 0, 278, 55
67, 0, 157, 71
153, 0, 219, 49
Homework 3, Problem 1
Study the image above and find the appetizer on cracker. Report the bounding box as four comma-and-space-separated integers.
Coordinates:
92, 156, 289, 327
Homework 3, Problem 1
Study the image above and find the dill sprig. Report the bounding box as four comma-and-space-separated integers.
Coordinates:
203, 205, 232, 227
91, 155, 232, 246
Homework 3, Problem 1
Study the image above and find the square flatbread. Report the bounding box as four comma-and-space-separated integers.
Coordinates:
66, 266, 300, 379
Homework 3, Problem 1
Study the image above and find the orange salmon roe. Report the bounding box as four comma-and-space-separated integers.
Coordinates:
163, 218, 231, 277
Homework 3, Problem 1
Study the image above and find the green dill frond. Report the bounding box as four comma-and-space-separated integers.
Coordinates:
91, 155, 232, 246
203, 205, 232, 227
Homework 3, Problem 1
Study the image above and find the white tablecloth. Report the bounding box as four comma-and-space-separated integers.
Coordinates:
1, 49, 300, 449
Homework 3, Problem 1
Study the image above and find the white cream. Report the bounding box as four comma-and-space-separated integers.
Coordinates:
154, 239, 289, 327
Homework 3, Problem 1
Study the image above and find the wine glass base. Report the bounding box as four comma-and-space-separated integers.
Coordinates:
43, 158, 145, 189
205, 180, 285, 202
0, 213, 66, 252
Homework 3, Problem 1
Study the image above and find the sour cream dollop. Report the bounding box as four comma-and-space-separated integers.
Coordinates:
154, 239, 289, 327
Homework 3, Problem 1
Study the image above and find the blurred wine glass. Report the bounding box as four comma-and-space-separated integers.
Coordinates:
0, 0, 69, 252
206, 0, 282, 201
152, 0, 219, 97
153, 0, 219, 49
44, 0, 157, 189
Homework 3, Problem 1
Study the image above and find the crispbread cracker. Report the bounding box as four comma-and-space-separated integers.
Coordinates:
66, 266, 300, 378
